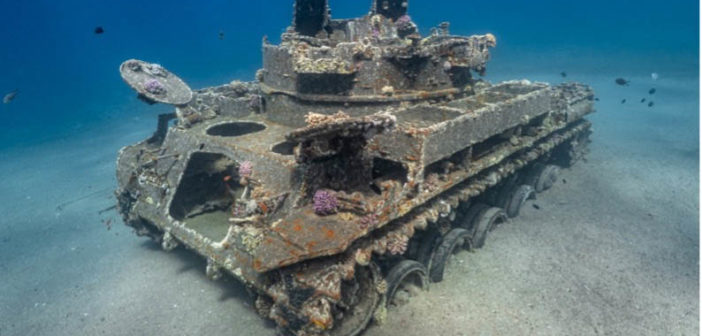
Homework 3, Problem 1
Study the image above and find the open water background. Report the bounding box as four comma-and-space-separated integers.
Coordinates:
0, 0, 697, 150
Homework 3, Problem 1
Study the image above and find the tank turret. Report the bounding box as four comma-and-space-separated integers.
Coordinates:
262, 0, 496, 126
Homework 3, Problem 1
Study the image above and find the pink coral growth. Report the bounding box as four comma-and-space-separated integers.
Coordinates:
313, 190, 338, 215
238, 161, 253, 177
387, 233, 409, 255
358, 214, 378, 230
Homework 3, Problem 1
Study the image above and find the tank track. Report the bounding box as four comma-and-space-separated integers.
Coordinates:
260, 120, 592, 336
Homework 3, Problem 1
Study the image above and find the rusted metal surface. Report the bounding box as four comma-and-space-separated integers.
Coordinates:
114, 1, 595, 335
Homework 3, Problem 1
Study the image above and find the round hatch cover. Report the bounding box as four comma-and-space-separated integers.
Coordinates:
120, 59, 193, 105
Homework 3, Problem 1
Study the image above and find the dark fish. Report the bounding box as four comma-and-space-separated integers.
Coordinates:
640, 98, 646, 103
648, 88, 656, 95
594, 97, 600, 101
218, 30, 225, 40
562, 179, 567, 184
532, 204, 541, 210
560, 72, 567, 78
3, 89, 18, 104
615, 78, 629, 86
94, 26, 104, 34
648, 101, 654, 107
621, 99, 626, 104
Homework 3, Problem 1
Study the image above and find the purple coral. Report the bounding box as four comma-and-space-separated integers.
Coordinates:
238, 161, 253, 178
395, 15, 412, 26
144, 79, 166, 95
395, 15, 415, 34
313, 190, 338, 215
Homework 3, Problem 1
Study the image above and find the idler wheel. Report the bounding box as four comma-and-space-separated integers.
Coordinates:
471, 207, 508, 248
499, 184, 536, 218
329, 264, 382, 336
385, 260, 429, 307
525, 163, 560, 192
429, 228, 472, 282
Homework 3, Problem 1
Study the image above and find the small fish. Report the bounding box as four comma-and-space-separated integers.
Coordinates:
94, 26, 104, 34
640, 98, 646, 103
560, 72, 567, 78
594, 97, 600, 101
648, 88, 656, 95
218, 30, 225, 40
562, 179, 567, 184
615, 78, 630, 86
532, 204, 541, 210
620, 99, 626, 104
102, 218, 112, 231
3, 89, 18, 104
648, 101, 654, 107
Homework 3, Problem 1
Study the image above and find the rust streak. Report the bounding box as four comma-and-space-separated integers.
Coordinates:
324, 228, 335, 239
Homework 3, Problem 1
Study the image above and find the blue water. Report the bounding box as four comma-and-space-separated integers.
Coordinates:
0, 0, 697, 149
0, 1, 698, 335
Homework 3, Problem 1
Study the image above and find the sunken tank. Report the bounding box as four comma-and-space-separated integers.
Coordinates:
115, 1, 595, 335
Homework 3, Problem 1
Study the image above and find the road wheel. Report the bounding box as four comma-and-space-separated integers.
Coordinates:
329, 264, 382, 336
457, 203, 490, 233
429, 228, 472, 282
471, 207, 508, 248
500, 184, 536, 218
385, 260, 429, 307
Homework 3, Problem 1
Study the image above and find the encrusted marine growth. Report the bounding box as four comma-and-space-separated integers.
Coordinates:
238, 160, 253, 178
115, 1, 595, 335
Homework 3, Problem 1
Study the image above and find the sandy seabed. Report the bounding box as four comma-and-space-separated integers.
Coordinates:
0, 73, 698, 336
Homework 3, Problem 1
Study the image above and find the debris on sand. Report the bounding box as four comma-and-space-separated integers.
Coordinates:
615, 78, 630, 86
98, 205, 117, 215
3, 90, 18, 104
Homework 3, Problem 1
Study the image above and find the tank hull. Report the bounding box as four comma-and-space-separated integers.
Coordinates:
116, 78, 593, 335
115, 1, 595, 335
